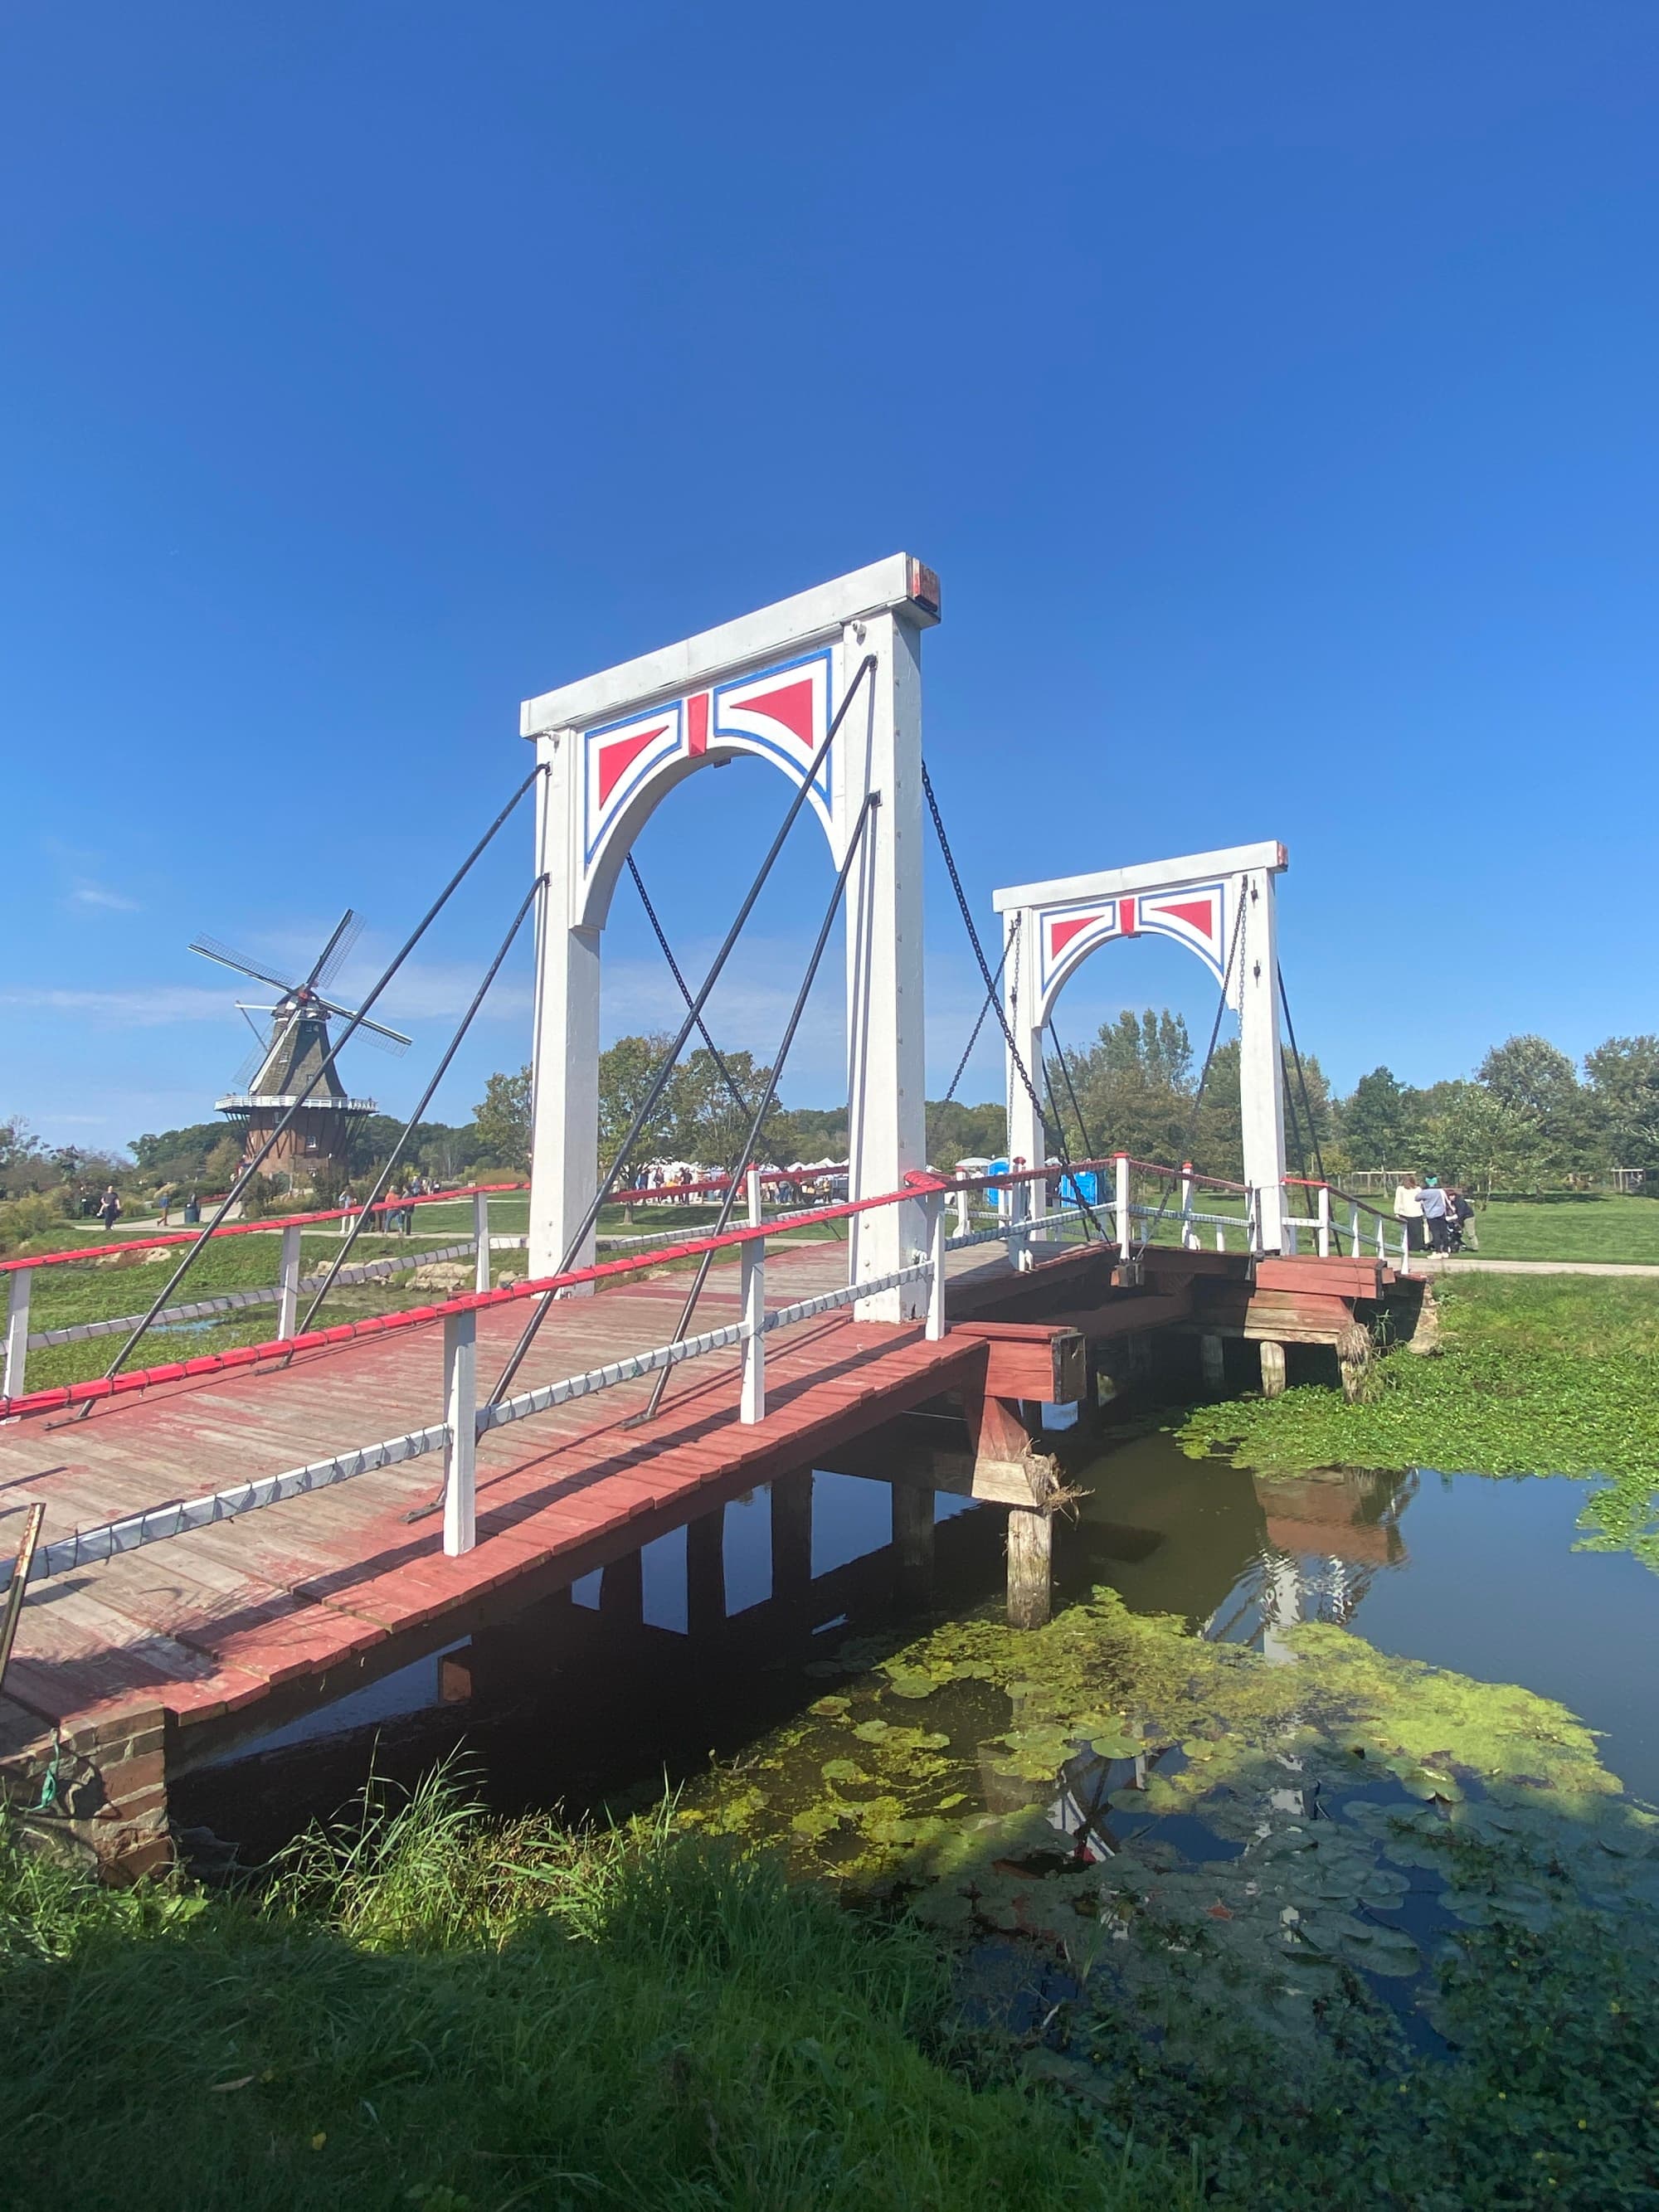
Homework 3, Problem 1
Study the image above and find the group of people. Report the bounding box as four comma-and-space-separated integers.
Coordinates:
1392, 1173, 1476, 1255
379, 1174, 437, 1233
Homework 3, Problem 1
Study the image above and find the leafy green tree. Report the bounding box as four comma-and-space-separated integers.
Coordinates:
925, 1099, 1006, 1165
1339, 1067, 1418, 1169
1477, 1033, 1602, 1178
129, 1121, 228, 1184
1048, 1010, 1195, 1166
1423, 1082, 1546, 1200
472, 1067, 533, 1172
1584, 1036, 1659, 1180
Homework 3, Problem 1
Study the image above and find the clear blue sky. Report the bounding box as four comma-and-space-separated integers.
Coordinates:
2, 3, 1656, 1153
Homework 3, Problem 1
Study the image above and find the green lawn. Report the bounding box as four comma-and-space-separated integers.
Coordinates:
1447, 1193, 1659, 1263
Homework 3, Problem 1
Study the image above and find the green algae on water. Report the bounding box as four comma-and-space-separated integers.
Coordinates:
677, 1585, 1659, 2061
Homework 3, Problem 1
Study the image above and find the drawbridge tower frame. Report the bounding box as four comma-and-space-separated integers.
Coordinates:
521, 554, 941, 1319
992, 840, 1290, 1252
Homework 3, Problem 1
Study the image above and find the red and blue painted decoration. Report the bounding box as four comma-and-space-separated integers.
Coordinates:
1038, 880, 1229, 1002
581, 647, 835, 869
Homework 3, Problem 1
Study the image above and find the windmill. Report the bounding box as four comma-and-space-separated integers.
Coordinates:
189, 911, 411, 1185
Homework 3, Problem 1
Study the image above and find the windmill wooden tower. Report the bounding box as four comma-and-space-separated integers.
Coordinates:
189, 912, 411, 1184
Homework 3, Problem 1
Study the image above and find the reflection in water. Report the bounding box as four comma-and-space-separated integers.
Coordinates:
180, 1422, 1657, 1855
1070, 1432, 1417, 1658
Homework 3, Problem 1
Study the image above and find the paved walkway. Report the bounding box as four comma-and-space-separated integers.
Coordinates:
1412, 1256, 1659, 1279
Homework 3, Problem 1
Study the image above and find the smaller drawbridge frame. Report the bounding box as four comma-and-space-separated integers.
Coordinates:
992, 839, 1290, 1252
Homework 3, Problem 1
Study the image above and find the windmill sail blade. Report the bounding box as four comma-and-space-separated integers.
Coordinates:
306, 909, 362, 993
188, 933, 299, 996
231, 1038, 269, 1091
312, 994, 412, 1053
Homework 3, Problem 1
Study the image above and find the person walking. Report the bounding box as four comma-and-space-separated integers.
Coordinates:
99, 1184, 122, 1234
1392, 1173, 1425, 1254
1418, 1174, 1451, 1255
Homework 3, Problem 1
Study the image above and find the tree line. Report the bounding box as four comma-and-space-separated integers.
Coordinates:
1040, 1018, 1659, 1198
7, 1020, 1654, 1245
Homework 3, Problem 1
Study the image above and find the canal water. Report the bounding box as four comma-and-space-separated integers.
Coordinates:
178, 1425, 1657, 1847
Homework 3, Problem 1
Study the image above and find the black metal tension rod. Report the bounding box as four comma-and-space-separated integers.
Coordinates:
292, 875, 547, 1339
486, 652, 878, 1409
625, 856, 802, 1194
625, 789, 879, 1430
90, 766, 546, 1398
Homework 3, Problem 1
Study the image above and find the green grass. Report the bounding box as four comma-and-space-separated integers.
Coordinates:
1179, 1274, 1659, 1568
0, 1773, 1180, 2212
1447, 1193, 1659, 1264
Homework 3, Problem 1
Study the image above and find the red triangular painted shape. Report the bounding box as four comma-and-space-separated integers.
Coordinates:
732, 676, 815, 751
1152, 895, 1217, 939
1048, 911, 1107, 959
1120, 897, 1137, 936
597, 721, 672, 806
687, 693, 710, 756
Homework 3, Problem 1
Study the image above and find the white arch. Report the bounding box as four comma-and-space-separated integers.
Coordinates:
521, 556, 940, 1317
992, 842, 1290, 1252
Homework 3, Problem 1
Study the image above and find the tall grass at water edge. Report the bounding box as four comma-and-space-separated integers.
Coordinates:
0, 1765, 1181, 2212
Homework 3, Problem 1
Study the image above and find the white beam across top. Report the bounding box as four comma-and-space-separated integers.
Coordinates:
991, 839, 1288, 913
520, 552, 941, 737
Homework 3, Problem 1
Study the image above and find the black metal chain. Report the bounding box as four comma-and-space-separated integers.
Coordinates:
921, 763, 1107, 1243
1047, 1018, 1100, 1162
940, 915, 1017, 1110
1278, 960, 1336, 1252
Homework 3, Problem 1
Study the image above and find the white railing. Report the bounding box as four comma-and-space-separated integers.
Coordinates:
1279, 1177, 1412, 1272
0, 1178, 951, 1589
0, 1155, 1417, 1595
3, 1189, 516, 1396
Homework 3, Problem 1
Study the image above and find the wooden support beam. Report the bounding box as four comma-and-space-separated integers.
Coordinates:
892, 1484, 935, 1610
686, 1506, 727, 1637
1259, 1340, 1287, 1398
601, 1548, 644, 1622
771, 1471, 813, 1600
1199, 1333, 1225, 1390
948, 1320, 1087, 1403
1006, 1506, 1053, 1629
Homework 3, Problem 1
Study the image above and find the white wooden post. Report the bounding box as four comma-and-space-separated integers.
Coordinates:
4, 1271, 32, 1400
1286, 1210, 1300, 1257
442, 1306, 478, 1557
1214, 1226, 1226, 1252
521, 557, 937, 1320
1010, 1159, 1032, 1272
1238, 866, 1287, 1252
1180, 1162, 1197, 1251
1349, 1200, 1360, 1257
1316, 1183, 1331, 1259
954, 1179, 971, 1238
740, 1166, 766, 1424
276, 1223, 302, 1340
1113, 1154, 1131, 1255
925, 1192, 946, 1342
472, 1189, 492, 1295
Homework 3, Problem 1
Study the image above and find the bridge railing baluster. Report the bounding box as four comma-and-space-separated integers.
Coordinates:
3, 1271, 31, 1401
740, 1166, 766, 1424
